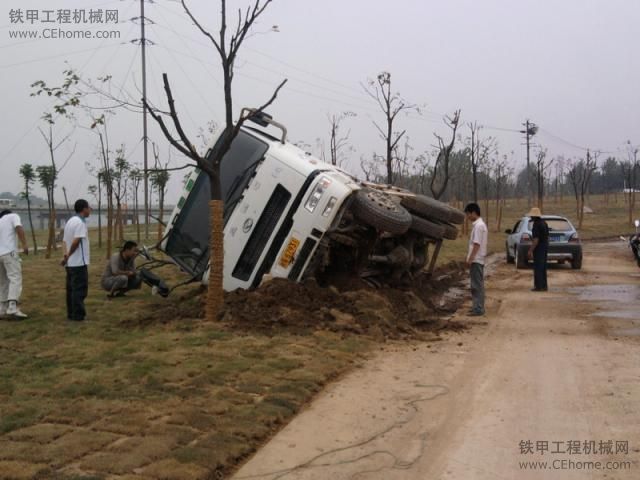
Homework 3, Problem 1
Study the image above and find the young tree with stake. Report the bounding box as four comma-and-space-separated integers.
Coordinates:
18, 164, 38, 254
145, 0, 287, 319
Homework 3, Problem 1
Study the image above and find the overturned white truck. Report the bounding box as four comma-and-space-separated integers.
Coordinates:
159, 113, 464, 291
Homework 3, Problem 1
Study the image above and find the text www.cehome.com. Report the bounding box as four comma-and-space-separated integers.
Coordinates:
519, 459, 631, 471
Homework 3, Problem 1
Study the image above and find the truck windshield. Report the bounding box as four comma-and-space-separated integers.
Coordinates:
164, 130, 269, 276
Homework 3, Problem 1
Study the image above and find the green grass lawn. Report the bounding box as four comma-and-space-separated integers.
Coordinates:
0, 228, 370, 479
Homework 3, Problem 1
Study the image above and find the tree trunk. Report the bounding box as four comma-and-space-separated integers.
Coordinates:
157, 191, 164, 241
25, 192, 37, 254
97, 182, 102, 249
134, 188, 140, 243
45, 190, 56, 259
116, 202, 124, 242
497, 199, 505, 233
206, 199, 224, 321
106, 198, 113, 260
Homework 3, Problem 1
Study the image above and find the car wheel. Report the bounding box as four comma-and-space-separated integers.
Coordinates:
515, 247, 528, 269
571, 256, 582, 270
506, 242, 514, 264
351, 188, 412, 234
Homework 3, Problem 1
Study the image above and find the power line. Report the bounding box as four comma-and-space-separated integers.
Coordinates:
537, 128, 616, 155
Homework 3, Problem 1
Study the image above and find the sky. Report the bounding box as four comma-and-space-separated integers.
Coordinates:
1, 0, 639, 204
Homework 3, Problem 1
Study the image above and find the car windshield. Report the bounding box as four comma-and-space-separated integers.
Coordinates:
527, 218, 572, 231
164, 130, 269, 276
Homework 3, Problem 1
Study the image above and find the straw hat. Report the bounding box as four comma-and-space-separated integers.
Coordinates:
527, 207, 542, 217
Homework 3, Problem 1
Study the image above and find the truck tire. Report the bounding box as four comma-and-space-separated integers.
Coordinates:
401, 194, 465, 225
351, 188, 412, 234
409, 215, 445, 239
440, 223, 459, 240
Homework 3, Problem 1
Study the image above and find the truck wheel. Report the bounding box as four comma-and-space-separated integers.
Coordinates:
409, 215, 445, 239
351, 188, 412, 234
440, 223, 458, 240
401, 194, 465, 225
506, 243, 515, 263
571, 256, 582, 270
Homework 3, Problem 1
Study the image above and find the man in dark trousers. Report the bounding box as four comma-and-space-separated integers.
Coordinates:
527, 207, 549, 292
61, 199, 91, 321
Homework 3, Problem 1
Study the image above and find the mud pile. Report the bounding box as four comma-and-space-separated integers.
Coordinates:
218, 262, 467, 339
135, 262, 467, 338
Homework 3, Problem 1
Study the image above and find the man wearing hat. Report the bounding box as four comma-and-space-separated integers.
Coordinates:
527, 207, 549, 291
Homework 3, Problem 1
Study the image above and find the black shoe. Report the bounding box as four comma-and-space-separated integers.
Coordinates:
468, 311, 485, 317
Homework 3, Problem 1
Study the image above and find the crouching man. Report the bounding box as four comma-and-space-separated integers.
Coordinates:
102, 241, 142, 297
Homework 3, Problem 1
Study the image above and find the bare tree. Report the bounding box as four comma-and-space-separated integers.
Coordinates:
36, 125, 76, 258
413, 152, 431, 195
430, 110, 461, 200
362, 72, 416, 184
91, 115, 116, 259
112, 146, 130, 243
129, 167, 143, 243
494, 154, 512, 232
359, 153, 380, 182
145, 0, 287, 319
466, 122, 496, 203
535, 148, 553, 211
324, 111, 356, 167
150, 143, 170, 241
87, 182, 102, 248
19, 164, 38, 254
567, 150, 598, 228
621, 141, 639, 225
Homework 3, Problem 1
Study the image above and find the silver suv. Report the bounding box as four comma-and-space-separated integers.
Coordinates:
505, 215, 582, 269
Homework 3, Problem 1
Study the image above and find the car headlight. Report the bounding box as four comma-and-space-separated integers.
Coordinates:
304, 177, 331, 213
322, 197, 338, 217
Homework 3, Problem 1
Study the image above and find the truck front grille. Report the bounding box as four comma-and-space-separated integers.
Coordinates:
232, 184, 291, 281
288, 237, 317, 281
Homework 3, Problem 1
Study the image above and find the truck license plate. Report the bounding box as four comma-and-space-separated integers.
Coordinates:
279, 237, 300, 268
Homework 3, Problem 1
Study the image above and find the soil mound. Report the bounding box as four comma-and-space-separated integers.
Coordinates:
219, 261, 467, 339
135, 262, 467, 339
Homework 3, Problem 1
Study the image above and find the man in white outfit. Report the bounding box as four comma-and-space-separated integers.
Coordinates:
0, 210, 29, 319
464, 203, 488, 316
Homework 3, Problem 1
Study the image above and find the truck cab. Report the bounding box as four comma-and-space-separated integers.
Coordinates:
159, 113, 463, 291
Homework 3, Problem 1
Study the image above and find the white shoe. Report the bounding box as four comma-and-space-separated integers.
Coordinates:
7, 302, 27, 319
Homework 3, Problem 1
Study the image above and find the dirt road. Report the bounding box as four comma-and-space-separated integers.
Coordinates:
233, 242, 640, 479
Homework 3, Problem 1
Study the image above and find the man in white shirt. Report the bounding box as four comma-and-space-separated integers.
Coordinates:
464, 203, 488, 316
0, 210, 29, 319
62, 199, 91, 321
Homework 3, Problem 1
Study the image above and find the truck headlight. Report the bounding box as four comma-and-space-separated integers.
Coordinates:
304, 177, 331, 213
322, 197, 338, 217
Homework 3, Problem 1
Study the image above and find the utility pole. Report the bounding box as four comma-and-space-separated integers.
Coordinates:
139, 0, 150, 239
520, 119, 538, 207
